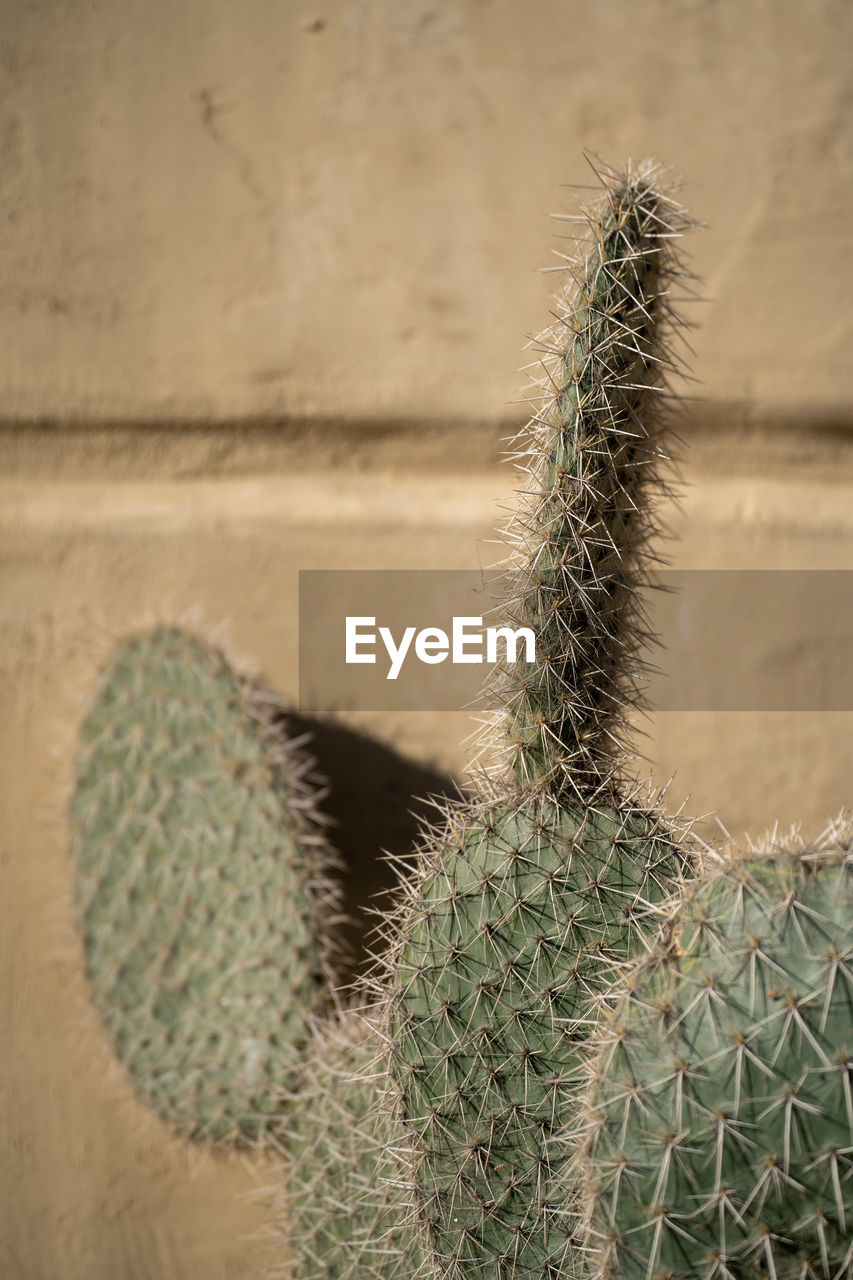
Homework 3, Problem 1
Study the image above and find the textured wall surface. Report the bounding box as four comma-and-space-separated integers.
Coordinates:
1, 0, 851, 421
2, 1, 852, 1276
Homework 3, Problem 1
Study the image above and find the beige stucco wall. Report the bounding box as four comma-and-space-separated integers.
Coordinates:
2, 2, 852, 1276
2, 0, 851, 423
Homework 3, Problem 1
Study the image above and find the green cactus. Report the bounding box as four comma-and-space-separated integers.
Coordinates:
576, 819, 853, 1280
284, 1009, 432, 1280
366, 161, 697, 1278
70, 625, 344, 1143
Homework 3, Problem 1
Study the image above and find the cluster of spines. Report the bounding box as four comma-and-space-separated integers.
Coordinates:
70, 626, 345, 1143
574, 816, 853, 1280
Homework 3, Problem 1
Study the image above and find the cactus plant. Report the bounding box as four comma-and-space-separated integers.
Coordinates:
69, 625, 344, 1143
283, 1008, 432, 1280
364, 160, 698, 1278
576, 817, 853, 1280
75, 156, 850, 1280
58, 154, 853, 1280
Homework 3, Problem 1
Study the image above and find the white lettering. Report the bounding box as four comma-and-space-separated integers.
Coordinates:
379, 625, 416, 680
415, 627, 449, 664
486, 626, 536, 664
344, 617, 536, 678
346, 617, 377, 664
453, 616, 484, 663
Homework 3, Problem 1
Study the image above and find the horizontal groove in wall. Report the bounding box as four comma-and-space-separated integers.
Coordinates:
0, 405, 852, 482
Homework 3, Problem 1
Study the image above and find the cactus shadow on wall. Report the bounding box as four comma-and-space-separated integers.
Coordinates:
284, 712, 462, 979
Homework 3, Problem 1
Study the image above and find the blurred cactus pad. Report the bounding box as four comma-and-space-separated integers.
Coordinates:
578, 820, 853, 1280
69, 626, 342, 1143
285, 1009, 431, 1280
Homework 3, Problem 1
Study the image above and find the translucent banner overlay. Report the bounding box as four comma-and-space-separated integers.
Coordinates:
298, 570, 853, 713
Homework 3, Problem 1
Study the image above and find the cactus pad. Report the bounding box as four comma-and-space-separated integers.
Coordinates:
370, 162, 696, 1278
70, 626, 342, 1143
385, 793, 683, 1277
578, 820, 853, 1280
285, 1010, 431, 1279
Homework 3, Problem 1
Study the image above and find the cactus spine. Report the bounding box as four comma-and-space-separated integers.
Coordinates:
368, 162, 696, 1278
70, 626, 344, 1143
577, 819, 853, 1280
